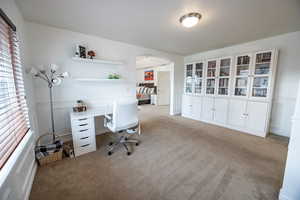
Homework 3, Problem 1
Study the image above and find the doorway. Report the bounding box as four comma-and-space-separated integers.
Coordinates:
136, 56, 174, 115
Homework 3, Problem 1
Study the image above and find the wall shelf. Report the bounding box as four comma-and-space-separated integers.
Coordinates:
72, 57, 123, 65
74, 78, 124, 82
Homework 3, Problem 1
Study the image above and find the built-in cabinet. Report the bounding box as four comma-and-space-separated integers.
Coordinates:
182, 49, 277, 137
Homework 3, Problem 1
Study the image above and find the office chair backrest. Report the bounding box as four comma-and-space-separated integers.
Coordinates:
112, 99, 138, 132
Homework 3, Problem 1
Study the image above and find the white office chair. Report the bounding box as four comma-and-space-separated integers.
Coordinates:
104, 99, 140, 156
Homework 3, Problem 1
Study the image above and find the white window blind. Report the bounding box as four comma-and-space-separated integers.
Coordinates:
0, 14, 30, 169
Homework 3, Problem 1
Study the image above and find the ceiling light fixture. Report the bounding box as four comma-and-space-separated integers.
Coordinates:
179, 12, 202, 28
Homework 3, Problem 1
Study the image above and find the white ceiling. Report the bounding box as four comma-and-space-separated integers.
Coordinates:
16, 0, 300, 55
136, 56, 171, 69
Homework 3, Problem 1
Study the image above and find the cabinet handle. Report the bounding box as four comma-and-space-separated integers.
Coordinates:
80, 136, 89, 140
79, 123, 88, 126
78, 118, 88, 121
81, 144, 90, 147
79, 129, 88, 132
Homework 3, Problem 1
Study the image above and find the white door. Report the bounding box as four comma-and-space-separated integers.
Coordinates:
228, 99, 247, 128
157, 71, 170, 106
182, 95, 193, 117
191, 96, 202, 120
246, 101, 268, 136
214, 98, 229, 124
202, 97, 214, 121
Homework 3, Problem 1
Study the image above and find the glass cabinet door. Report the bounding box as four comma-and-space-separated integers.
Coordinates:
194, 62, 203, 94
185, 64, 193, 94
251, 51, 272, 98
234, 55, 250, 97
206, 60, 217, 95
218, 58, 231, 95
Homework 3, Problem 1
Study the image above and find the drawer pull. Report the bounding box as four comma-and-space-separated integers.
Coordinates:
78, 118, 88, 121
81, 144, 90, 147
79, 129, 88, 132
80, 136, 89, 140
79, 123, 88, 126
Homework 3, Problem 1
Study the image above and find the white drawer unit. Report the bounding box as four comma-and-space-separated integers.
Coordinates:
71, 116, 96, 157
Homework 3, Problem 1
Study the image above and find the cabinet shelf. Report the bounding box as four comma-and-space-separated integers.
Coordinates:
72, 57, 123, 65
256, 62, 270, 65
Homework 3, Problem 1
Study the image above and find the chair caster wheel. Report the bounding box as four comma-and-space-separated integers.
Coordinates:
108, 142, 113, 146
136, 143, 139, 146
127, 152, 131, 156
108, 151, 113, 156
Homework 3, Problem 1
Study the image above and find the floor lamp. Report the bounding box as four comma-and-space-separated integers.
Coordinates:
28, 64, 68, 143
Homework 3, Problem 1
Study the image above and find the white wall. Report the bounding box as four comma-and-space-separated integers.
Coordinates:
280, 80, 300, 200
184, 31, 300, 137
136, 64, 171, 85
0, 0, 37, 199
25, 22, 183, 137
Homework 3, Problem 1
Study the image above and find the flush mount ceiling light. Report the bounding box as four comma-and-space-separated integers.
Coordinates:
179, 12, 202, 28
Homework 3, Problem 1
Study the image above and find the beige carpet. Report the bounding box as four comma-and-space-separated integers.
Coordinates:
29, 105, 288, 200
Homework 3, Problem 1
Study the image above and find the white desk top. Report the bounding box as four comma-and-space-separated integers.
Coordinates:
70, 105, 113, 119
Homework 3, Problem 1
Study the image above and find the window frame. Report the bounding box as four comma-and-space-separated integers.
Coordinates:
0, 9, 30, 170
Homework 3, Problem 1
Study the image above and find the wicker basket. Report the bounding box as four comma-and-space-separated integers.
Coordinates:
36, 133, 63, 166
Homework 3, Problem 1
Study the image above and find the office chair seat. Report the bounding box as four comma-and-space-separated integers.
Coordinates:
104, 99, 141, 156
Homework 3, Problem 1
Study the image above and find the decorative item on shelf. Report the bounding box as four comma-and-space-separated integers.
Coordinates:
73, 100, 87, 112
75, 44, 80, 57
87, 50, 96, 59
108, 73, 121, 79
78, 45, 87, 58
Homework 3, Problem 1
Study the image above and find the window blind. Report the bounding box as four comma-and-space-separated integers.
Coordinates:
0, 14, 30, 169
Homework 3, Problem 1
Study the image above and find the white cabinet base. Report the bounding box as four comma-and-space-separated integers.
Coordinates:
182, 95, 269, 137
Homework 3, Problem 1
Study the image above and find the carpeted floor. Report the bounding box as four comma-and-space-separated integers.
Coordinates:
29, 105, 288, 200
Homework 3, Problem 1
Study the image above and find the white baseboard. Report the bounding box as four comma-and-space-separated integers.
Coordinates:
279, 189, 291, 200
170, 111, 181, 116
25, 163, 37, 200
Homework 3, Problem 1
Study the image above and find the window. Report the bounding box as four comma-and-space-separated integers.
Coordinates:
0, 10, 30, 169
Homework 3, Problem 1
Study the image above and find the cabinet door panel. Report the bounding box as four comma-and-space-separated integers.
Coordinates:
191, 97, 202, 120
214, 98, 229, 124
184, 64, 194, 94
228, 99, 247, 128
202, 97, 214, 121
182, 95, 193, 117
246, 101, 268, 135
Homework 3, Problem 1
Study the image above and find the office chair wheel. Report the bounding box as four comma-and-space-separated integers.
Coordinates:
108, 151, 113, 156
127, 152, 131, 156
108, 142, 113, 146
136, 142, 139, 146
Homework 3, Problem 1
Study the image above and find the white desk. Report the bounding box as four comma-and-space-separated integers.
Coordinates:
70, 105, 112, 157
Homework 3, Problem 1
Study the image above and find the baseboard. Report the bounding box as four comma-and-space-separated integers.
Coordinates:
170, 111, 181, 116
24, 162, 37, 200
279, 189, 291, 200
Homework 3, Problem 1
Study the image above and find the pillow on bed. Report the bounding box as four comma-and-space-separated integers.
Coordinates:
137, 86, 155, 94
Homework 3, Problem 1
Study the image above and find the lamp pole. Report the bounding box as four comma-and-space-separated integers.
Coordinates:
48, 83, 55, 142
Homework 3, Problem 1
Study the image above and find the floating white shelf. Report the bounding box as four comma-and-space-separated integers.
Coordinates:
72, 57, 123, 65
74, 78, 124, 82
